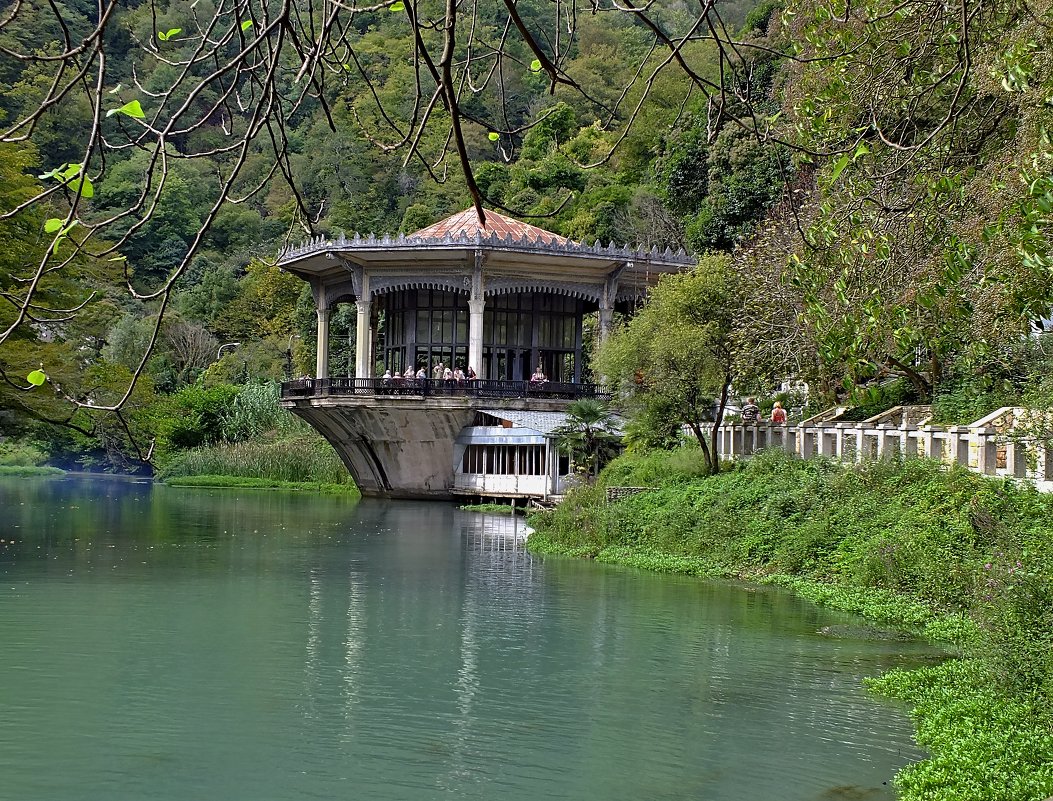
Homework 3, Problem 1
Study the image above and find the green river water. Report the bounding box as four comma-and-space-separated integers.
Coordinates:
0, 475, 939, 801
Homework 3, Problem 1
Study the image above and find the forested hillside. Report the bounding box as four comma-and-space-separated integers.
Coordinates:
2, 0, 1053, 471
0, 0, 783, 469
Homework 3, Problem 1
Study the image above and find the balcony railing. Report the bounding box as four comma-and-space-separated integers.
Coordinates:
281, 377, 613, 402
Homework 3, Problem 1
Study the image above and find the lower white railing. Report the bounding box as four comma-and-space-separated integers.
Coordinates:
716, 407, 1053, 492
453, 474, 550, 497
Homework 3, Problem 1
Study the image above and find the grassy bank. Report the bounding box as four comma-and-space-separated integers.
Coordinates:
458, 503, 522, 515
0, 464, 65, 477
156, 433, 356, 489
527, 449, 1053, 801
162, 475, 359, 494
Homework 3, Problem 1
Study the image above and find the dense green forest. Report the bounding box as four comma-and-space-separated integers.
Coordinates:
0, 0, 783, 471
1, 0, 1052, 473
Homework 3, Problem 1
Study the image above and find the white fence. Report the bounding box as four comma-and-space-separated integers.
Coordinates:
716, 406, 1053, 492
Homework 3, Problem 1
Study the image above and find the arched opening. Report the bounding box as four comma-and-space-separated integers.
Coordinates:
326, 293, 358, 377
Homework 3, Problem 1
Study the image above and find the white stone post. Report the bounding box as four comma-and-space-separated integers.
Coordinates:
975, 428, 997, 474
469, 298, 485, 379
1006, 439, 1027, 478
315, 307, 330, 379
355, 299, 372, 379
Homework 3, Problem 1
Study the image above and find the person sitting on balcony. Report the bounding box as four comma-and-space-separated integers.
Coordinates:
741, 397, 760, 424
453, 366, 465, 383
466, 366, 477, 381
530, 365, 548, 384
382, 369, 392, 386
770, 401, 788, 424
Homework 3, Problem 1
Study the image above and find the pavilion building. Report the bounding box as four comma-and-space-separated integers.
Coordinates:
277, 208, 692, 499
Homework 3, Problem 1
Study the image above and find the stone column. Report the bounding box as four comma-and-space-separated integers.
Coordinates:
598, 304, 614, 344
355, 299, 372, 379
315, 307, 330, 379
469, 298, 485, 379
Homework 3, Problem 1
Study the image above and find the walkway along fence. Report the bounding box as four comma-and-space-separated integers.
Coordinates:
715, 405, 1053, 492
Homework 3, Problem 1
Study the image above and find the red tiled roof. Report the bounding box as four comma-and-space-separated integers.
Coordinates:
410, 208, 569, 245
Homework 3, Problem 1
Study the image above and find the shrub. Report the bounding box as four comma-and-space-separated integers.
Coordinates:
0, 440, 49, 466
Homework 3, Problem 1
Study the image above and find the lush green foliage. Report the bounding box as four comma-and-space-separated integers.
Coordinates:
0, 439, 48, 466
528, 449, 1053, 800
596, 257, 743, 473
867, 660, 1053, 801
0, 464, 64, 476
551, 399, 621, 477
458, 503, 521, 515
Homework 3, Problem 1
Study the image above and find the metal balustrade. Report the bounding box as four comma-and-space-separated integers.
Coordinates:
280, 377, 613, 402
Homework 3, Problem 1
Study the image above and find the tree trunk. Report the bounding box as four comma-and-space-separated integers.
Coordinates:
709, 375, 733, 475
688, 421, 715, 474
885, 355, 932, 399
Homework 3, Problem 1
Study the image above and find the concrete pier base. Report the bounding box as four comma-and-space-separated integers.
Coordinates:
284, 395, 575, 499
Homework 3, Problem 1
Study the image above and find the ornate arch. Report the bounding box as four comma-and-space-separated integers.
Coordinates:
484, 278, 601, 303
369, 275, 470, 297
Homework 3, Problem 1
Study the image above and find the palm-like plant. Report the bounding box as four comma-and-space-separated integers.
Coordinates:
552, 399, 622, 478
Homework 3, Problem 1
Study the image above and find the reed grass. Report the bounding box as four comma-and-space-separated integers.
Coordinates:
156, 433, 353, 486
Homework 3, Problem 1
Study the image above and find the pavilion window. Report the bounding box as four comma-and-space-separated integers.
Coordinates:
461, 444, 546, 475
380, 289, 469, 375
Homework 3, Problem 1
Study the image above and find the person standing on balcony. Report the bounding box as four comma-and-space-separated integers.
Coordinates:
416, 365, 426, 381
433, 361, 445, 380
453, 366, 465, 383
466, 366, 477, 382
770, 401, 788, 424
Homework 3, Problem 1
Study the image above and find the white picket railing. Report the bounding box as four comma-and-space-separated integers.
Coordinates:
716, 406, 1053, 492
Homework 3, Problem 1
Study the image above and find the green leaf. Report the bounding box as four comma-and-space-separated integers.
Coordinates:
44, 218, 64, 234
530, 58, 542, 72
830, 154, 850, 182
69, 175, 94, 198
389, 1, 405, 10
157, 28, 182, 41
852, 142, 870, 161
106, 99, 146, 119
108, 255, 127, 262
488, 132, 500, 141
241, 19, 253, 31
26, 369, 46, 387
107, 83, 122, 95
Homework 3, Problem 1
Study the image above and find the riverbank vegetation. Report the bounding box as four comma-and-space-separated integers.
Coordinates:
458, 503, 522, 515
162, 475, 358, 494
528, 450, 1053, 799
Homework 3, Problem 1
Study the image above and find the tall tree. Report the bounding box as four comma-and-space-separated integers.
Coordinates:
596, 256, 743, 474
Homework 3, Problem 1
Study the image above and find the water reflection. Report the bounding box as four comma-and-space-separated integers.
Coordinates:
0, 477, 937, 801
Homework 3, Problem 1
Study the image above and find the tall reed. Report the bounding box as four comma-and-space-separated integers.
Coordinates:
157, 433, 351, 485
